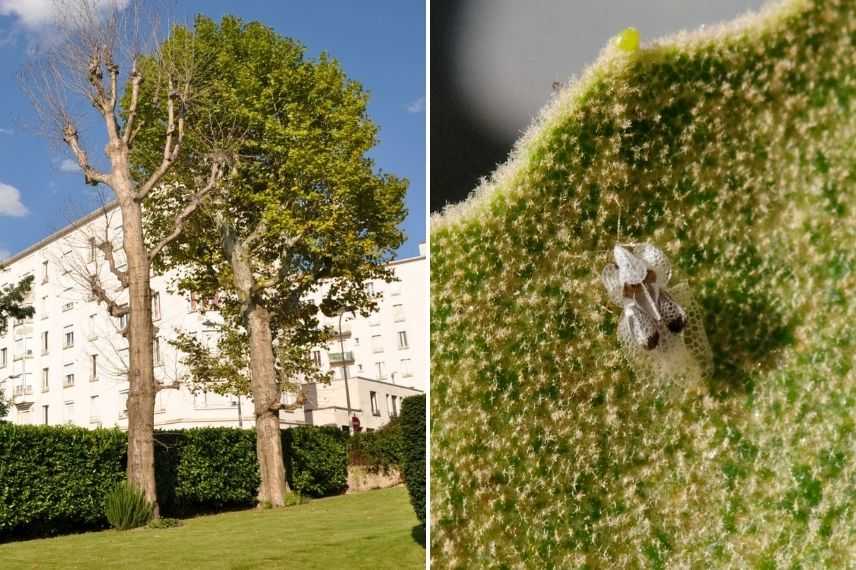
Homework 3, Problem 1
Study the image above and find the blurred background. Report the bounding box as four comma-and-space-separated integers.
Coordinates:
430, 0, 767, 213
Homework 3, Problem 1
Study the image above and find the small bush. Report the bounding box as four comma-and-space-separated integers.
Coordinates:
283, 491, 308, 507
283, 426, 348, 497
104, 481, 153, 530
349, 416, 404, 474
400, 394, 426, 524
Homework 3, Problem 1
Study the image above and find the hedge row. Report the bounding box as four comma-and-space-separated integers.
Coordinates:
348, 416, 404, 475
0, 424, 347, 539
400, 394, 426, 525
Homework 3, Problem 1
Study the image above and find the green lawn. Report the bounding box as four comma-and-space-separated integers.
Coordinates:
0, 487, 424, 569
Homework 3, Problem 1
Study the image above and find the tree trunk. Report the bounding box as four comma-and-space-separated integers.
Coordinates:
222, 226, 287, 507
247, 304, 287, 506
120, 198, 160, 516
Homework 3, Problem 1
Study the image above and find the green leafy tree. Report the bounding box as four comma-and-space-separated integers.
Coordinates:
138, 16, 407, 506
0, 275, 35, 420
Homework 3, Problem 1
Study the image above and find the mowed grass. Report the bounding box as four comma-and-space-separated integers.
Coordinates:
0, 487, 425, 569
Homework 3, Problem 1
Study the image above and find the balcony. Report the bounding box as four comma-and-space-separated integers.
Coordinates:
13, 349, 34, 361
13, 384, 33, 397
328, 351, 355, 366
12, 385, 33, 409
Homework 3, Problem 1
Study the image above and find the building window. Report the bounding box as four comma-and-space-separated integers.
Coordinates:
62, 301, 74, 312
353, 337, 359, 346
397, 331, 409, 350
88, 314, 98, 340
390, 280, 402, 296
400, 358, 412, 377
42, 404, 49, 425
90, 355, 98, 381
391, 395, 399, 417
112, 226, 123, 250
153, 337, 161, 366
371, 334, 383, 353
365, 282, 375, 296
64, 373, 75, 388
118, 309, 129, 331
374, 361, 386, 380
61, 251, 71, 274
63, 329, 74, 349
393, 304, 405, 322
41, 367, 49, 392
41, 260, 49, 283
88, 238, 97, 262
41, 331, 49, 354
64, 401, 74, 425
152, 292, 161, 321
0, 347, 6, 368
369, 312, 381, 327
41, 296, 49, 320
119, 390, 129, 419
312, 350, 322, 366
370, 391, 380, 416
90, 395, 100, 422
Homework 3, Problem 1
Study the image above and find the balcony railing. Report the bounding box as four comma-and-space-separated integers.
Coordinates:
13, 384, 33, 397
328, 351, 355, 366
331, 322, 352, 338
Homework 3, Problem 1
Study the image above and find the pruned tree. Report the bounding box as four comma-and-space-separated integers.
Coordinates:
18, 0, 227, 515
138, 16, 408, 506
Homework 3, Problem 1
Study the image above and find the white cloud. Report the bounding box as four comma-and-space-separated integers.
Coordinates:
0, 0, 128, 28
406, 96, 425, 113
0, 128, 12, 135
0, 182, 29, 217
58, 158, 81, 172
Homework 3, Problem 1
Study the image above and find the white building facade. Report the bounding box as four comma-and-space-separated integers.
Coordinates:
0, 205, 424, 432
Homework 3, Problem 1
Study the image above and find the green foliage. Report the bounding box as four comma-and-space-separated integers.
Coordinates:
399, 395, 426, 525
431, 0, 856, 566
135, 16, 408, 399
104, 481, 154, 530
0, 275, 35, 335
0, 424, 126, 537
0, 425, 346, 538
283, 426, 348, 497
0, 395, 8, 420
349, 416, 404, 475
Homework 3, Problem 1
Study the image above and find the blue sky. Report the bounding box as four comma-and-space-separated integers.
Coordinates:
0, 0, 426, 259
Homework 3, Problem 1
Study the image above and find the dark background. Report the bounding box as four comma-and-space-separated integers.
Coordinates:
430, 0, 765, 213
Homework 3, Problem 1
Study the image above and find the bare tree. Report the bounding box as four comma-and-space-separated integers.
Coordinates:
19, 0, 225, 515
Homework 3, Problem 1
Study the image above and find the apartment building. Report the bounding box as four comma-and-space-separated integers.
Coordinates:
0, 204, 424, 432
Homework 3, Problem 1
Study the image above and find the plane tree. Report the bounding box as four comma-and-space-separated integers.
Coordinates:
138, 16, 407, 506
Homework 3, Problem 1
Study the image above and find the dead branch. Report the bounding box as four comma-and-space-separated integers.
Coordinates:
147, 160, 224, 260
62, 122, 110, 186
136, 78, 186, 200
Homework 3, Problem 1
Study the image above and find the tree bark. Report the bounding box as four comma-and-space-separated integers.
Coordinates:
118, 196, 160, 517
222, 224, 287, 507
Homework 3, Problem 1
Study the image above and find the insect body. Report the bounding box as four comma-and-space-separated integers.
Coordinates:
602, 244, 687, 351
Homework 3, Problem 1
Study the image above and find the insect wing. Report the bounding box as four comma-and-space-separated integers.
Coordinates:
602, 263, 624, 307
613, 245, 648, 285
619, 303, 659, 351
658, 289, 687, 333
633, 243, 672, 287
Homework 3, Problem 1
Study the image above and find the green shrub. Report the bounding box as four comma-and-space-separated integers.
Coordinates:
0, 424, 126, 537
171, 428, 259, 509
104, 481, 153, 530
349, 416, 404, 474
283, 426, 348, 497
0, 425, 348, 539
431, 0, 856, 566
400, 394, 426, 525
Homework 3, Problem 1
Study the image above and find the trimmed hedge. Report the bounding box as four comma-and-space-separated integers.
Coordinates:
283, 426, 348, 498
0, 424, 347, 539
0, 424, 126, 538
400, 394, 426, 525
348, 416, 404, 475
